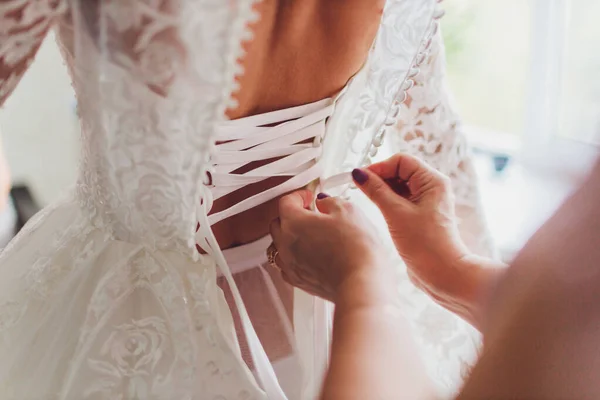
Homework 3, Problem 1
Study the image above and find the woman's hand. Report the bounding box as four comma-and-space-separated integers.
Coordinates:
269, 190, 396, 305
271, 191, 434, 400
351, 154, 477, 313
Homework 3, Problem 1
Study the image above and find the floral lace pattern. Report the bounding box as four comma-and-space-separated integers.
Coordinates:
0, 0, 67, 104
86, 317, 171, 398
0, 199, 265, 398
62, 248, 262, 399
391, 30, 496, 257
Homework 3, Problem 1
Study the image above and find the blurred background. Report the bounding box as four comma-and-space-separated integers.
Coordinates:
441, 0, 599, 259
0, 0, 599, 258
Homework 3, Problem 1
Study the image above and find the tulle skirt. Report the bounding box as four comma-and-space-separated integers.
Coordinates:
0, 195, 330, 399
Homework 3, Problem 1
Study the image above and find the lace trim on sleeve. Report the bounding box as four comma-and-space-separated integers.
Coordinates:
391, 30, 496, 257
0, 0, 67, 104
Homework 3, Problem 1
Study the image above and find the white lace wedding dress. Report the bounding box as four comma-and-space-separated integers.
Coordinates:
0, 0, 494, 399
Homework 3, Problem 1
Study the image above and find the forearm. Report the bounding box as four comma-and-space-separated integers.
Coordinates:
321, 269, 436, 400
446, 255, 507, 332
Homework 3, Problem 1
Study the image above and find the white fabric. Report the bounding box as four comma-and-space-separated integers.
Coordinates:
0, 0, 492, 399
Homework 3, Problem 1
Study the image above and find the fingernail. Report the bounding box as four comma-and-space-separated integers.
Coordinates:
316, 193, 330, 200
352, 168, 368, 185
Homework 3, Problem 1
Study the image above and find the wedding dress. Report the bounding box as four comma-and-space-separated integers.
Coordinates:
0, 0, 494, 398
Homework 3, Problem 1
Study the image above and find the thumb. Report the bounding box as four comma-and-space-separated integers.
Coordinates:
315, 194, 345, 215
352, 168, 410, 213
278, 190, 313, 218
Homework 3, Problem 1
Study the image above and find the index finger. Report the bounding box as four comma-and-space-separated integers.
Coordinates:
367, 153, 430, 182
278, 190, 313, 218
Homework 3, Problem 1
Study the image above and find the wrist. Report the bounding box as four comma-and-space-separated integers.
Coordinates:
449, 255, 507, 329
334, 261, 398, 310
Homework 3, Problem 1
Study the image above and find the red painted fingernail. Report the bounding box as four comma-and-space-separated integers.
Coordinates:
316, 193, 330, 200
352, 169, 368, 185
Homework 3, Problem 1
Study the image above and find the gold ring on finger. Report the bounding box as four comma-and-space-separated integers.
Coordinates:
266, 243, 280, 270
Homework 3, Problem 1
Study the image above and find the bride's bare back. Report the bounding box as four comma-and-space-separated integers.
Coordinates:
214, 0, 384, 248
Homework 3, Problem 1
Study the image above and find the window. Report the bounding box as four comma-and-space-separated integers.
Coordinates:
443, 0, 599, 176
443, 0, 531, 139
557, 0, 600, 146
442, 0, 599, 258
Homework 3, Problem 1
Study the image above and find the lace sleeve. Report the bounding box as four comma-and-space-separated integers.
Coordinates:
391, 31, 496, 258
0, 0, 68, 105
